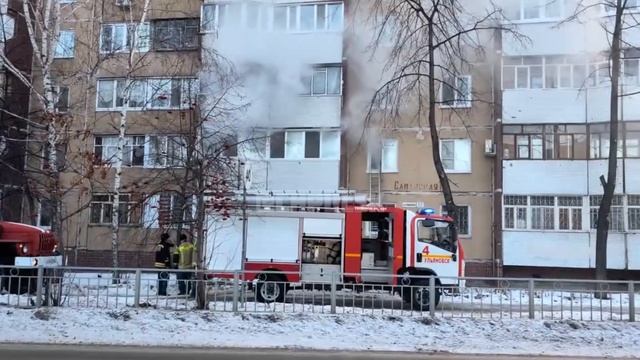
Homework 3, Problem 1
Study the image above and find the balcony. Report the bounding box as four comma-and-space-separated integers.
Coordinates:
245, 159, 340, 192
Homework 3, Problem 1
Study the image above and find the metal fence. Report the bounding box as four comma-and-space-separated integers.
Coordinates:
0, 265, 636, 322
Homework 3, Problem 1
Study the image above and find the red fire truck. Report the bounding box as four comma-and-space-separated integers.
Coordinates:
0, 221, 62, 294
206, 195, 464, 310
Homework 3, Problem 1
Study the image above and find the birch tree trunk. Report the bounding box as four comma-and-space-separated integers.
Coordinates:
110, 0, 152, 272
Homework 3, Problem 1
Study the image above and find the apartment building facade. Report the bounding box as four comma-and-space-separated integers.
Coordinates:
200, 0, 344, 193
0, 0, 31, 223
17, 0, 204, 266
499, 0, 640, 276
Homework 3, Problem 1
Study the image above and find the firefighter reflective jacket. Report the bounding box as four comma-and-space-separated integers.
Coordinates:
176, 242, 196, 269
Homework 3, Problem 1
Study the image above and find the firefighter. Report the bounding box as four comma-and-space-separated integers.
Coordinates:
176, 234, 196, 297
154, 233, 174, 296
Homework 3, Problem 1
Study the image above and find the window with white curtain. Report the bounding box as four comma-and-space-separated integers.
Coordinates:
368, 139, 398, 173
440, 139, 471, 173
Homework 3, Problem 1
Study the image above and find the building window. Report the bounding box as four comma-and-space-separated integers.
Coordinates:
503, 124, 588, 160
441, 75, 471, 107
202, 3, 228, 32
100, 23, 150, 53
515, 134, 543, 159
143, 193, 194, 228
301, 65, 342, 96
90, 194, 139, 225
368, 138, 398, 173
590, 195, 624, 232
504, 195, 528, 230
440, 139, 471, 173
629, 195, 640, 231
97, 78, 198, 110
54, 30, 75, 58
269, 130, 340, 160
625, 122, 640, 158
558, 196, 583, 230
94, 135, 187, 168
147, 135, 187, 167
152, 19, 199, 51
37, 199, 54, 228
589, 123, 624, 159
204, 2, 343, 32
529, 196, 555, 230
54, 86, 70, 113
442, 205, 470, 236
273, 2, 343, 32
507, 0, 564, 21
94, 136, 145, 167
503, 56, 593, 90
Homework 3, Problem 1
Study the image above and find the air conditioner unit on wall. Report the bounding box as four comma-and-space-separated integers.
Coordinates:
484, 139, 496, 157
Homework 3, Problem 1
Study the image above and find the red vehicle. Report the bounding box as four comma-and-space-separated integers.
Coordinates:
0, 221, 62, 294
207, 199, 464, 310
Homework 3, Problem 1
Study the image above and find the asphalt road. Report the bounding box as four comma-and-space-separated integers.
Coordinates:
0, 345, 621, 360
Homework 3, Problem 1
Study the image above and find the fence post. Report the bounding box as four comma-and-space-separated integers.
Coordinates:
528, 279, 535, 320
629, 282, 635, 322
330, 273, 337, 314
429, 276, 436, 317
35, 266, 44, 308
232, 271, 240, 313
134, 269, 141, 308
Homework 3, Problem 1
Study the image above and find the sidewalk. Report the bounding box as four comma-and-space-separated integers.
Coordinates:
0, 307, 639, 357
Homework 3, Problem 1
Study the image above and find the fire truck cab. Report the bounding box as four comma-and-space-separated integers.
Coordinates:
207, 202, 464, 310
0, 221, 62, 294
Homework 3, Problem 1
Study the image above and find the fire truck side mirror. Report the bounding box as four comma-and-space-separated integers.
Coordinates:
421, 219, 435, 228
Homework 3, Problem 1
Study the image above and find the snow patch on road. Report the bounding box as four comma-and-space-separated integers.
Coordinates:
0, 307, 639, 357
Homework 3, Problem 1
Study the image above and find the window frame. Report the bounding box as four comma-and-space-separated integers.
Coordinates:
96, 77, 198, 111
367, 138, 398, 173
439, 138, 472, 173
267, 129, 341, 160
590, 195, 625, 232
152, 18, 200, 51
442, 205, 471, 237
201, 2, 343, 33
36, 199, 54, 229
440, 75, 472, 108
503, 123, 590, 160
629, 195, 640, 231
99, 22, 150, 54
301, 65, 342, 96
54, 30, 75, 59
89, 193, 140, 226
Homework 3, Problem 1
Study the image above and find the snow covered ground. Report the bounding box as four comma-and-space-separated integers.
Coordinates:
0, 307, 639, 357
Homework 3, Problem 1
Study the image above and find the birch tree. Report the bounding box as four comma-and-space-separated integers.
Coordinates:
106, 0, 152, 270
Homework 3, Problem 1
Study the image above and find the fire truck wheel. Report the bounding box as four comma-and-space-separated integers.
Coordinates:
256, 276, 286, 303
403, 279, 441, 311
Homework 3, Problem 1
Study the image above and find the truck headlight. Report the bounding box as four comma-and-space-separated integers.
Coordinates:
21, 245, 29, 254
